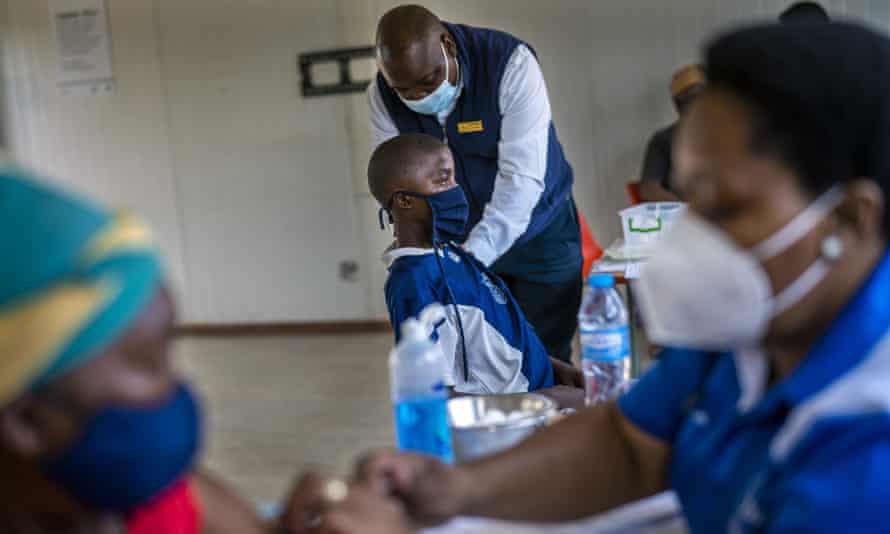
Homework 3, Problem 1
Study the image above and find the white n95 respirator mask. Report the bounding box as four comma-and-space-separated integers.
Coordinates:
635, 187, 844, 351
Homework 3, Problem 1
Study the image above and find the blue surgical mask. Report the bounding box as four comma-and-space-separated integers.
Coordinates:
43, 382, 202, 513
379, 185, 470, 244
399, 43, 460, 116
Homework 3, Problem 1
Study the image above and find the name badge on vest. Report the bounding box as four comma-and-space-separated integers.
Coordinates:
457, 120, 484, 134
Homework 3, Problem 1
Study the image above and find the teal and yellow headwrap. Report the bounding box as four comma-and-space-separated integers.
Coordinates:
0, 167, 162, 405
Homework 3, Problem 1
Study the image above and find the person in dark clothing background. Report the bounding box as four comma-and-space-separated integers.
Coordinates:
637, 64, 706, 202
780, 1, 829, 23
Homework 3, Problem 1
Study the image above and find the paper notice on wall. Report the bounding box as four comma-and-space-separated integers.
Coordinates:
49, 0, 115, 96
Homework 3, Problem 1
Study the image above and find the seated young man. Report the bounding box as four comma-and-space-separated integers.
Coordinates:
369, 133, 582, 395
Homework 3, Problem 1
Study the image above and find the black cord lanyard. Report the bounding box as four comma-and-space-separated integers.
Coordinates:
379, 196, 471, 382
433, 241, 470, 382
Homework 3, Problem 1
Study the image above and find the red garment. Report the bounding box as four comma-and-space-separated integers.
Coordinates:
126, 478, 201, 534
577, 209, 603, 279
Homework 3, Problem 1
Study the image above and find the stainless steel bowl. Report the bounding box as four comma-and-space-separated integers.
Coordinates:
447, 394, 557, 462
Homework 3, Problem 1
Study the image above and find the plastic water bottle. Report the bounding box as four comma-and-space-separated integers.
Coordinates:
579, 274, 631, 405
390, 304, 454, 463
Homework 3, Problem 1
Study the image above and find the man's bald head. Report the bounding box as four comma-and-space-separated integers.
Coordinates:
375, 5, 457, 101
368, 133, 449, 206
376, 5, 444, 63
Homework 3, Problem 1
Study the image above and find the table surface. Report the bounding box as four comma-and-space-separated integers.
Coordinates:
590, 260, 645, 285
424, 492, 687, 534
259, 492, 687, 533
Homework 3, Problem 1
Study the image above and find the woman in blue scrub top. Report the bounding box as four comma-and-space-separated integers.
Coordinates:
283, 21, 890, 534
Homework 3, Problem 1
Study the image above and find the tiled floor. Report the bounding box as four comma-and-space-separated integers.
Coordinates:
175, 329, 638, 507
175, 332, 396, 505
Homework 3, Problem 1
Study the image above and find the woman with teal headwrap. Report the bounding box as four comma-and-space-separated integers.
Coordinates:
0, 168, 309, 533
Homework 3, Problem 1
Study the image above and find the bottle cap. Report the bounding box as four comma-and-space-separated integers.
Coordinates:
398, 303, 447, 342
588, 273, 615, 288
400, 318, 426, 341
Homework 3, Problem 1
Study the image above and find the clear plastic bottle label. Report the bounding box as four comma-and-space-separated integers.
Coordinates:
580, 326, 630, 362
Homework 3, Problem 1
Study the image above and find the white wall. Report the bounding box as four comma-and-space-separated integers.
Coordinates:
3, 0, 372, 323
154, 0, 368, 323
5, 0, 890, 323
3, 0, 188, 296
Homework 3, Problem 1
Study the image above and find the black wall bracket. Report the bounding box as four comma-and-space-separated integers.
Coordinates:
298, 46, 375, 97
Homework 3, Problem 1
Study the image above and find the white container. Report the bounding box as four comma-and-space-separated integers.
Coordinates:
619, 202, 685, 249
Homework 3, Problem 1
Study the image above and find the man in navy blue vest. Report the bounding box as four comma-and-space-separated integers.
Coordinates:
368, 5, 582, 363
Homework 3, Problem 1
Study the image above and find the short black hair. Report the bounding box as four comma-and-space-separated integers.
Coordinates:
367, 133, 447, 206
736, 88, 822, 192
706, 22, 890, 237
780, 2, 829, 23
